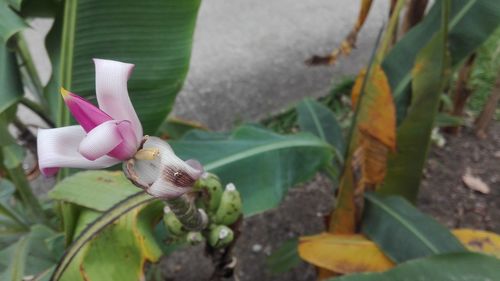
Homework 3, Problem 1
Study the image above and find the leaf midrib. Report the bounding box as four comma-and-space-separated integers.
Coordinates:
204, 138, 329, 171
9, 235, 29, 281
304, 100, 327, 141
365, 193, 439, 254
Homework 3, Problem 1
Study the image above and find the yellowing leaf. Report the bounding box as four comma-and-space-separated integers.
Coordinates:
299, 233, 395, 274
351, 66, 396, 150
328, 65, 395, 234
60, 202, 163, 281
453, 229, 500, 258
301, 229, 500, 279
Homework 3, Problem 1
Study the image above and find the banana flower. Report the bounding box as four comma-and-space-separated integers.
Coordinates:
37, 59, 202, 198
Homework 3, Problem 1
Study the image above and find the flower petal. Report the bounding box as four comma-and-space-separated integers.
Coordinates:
79, 120, 138, 161
61, 88, 112, 132
94, 59, 142, 141
132, 136, 203, 199
37, 126, 120, 176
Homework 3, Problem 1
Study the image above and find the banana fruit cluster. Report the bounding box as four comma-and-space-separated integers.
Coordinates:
163, 173, 242, 248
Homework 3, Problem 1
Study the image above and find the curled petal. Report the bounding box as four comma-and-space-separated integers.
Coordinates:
94, 59, 142, 141
78, 120, 137, 161
61, 88, 112, 132
129, 136, 203, 199
37, 126, 120, 176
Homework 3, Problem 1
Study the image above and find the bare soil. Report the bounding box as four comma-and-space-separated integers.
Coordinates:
161, 123, 500, 281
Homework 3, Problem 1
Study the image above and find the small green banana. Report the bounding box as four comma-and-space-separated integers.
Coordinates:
194, 173, 223, 213
214, 183, 242, 226
208, 225, 234, 248
186, 231, 204, 245
163, 206, 185, 236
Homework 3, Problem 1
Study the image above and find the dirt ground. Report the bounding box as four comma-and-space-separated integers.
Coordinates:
161, 123, 500, 281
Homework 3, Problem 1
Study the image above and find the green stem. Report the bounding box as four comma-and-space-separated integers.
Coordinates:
0, 203, 30, 230
377, 0, 406, 60
20, 98, 55, 128
11, 118, 37, 156
58, 0, 77, 128
14, 33, 47, 109
165, 195, 207, 231
6, 165, 48, 225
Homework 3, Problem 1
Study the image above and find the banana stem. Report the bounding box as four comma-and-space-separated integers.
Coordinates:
165, 194, 207, 231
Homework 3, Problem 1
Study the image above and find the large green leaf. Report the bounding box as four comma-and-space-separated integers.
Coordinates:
383, 0, 500, 120
50, 171, 139, 212
59, 203, 162, 281
0, 43, 22, 116
55, 0, 201, 133
171, 125, 334, 216
379, 27, 447, 201
296, 98, 345, 157
0, 0, 26, 43
362, 193, 465, 263
51, 191, 158, 281
333, 253, 500, 281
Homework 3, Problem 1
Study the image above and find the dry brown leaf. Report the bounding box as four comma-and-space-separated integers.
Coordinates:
462, 168, 490, 194
306, 0, 373, 66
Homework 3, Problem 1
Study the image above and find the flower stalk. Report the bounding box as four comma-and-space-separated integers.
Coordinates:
164, 195, 208, 231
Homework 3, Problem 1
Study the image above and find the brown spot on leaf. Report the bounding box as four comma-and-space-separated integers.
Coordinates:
97, 176, 113, 183
468, 237, 493, 250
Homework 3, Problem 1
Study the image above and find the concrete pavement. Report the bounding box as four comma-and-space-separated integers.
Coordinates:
25, 0, 390, 130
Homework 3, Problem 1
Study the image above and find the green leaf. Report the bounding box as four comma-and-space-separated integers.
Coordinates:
2, 144, 47, 223
171, 125, 333, 215
70, 204, 162, 281
0, 178, 15, 199
156, 117, 207, 140
383, 0, 500, 120
0, 0, 27, 43
362, 193, 465, 263
266, 238, 301, 274
50, 171, 140, 212
24, 225, 58, 277
50, 192, 156, 281
0, 43, 22, 116
0, 178, 28, 228
333, 253, 500, 281
435, 113, 464, 127
379, 28, 448, 201
50, 170, 142, 247
297, 98, 345, 156
56, 0, 201, 133
0, 224, 57, 281
0, 235, 29, 281
6, 0, 22, 11
43, 8, 63, 120
1, 143, 23, 169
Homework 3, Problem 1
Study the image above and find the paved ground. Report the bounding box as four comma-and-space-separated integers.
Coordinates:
25, 0, 389, 130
